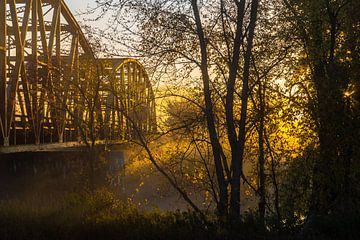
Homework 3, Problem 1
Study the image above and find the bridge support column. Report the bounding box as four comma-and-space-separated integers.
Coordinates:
3, 136, 9, 147
58, 132, 63, 143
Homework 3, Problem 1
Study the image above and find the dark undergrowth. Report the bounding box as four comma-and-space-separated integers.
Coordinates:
0, 189, 213, 240
0, 190, 359, 240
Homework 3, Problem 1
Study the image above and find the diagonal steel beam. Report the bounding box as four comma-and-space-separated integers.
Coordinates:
7, 0, 32, 139
0, 0, 7, 143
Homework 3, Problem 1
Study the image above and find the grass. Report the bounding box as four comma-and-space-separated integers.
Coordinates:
1, 189, 360, 240
0, 189, 216, 240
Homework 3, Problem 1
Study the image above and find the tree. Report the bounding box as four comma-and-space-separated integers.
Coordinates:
283, 0, 360, 215
91, 0, 261, 218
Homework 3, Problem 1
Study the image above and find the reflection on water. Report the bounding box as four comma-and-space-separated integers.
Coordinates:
0, 147, 213, 211
106, 150, 126, 192
0, 148, 126, 204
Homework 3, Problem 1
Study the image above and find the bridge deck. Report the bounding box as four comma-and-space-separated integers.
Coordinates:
0, 140, 127, 154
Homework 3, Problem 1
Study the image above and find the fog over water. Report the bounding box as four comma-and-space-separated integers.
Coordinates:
0, 147, 215, 211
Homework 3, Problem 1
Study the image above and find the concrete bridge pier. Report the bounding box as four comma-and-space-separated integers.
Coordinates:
3, 137, 9, 147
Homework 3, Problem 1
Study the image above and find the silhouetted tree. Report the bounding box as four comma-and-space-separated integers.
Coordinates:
283, 0, 360, 215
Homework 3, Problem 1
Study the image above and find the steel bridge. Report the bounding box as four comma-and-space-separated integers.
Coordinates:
0, 0, 156, 149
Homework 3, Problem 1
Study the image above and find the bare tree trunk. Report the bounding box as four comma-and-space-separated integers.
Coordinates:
224, 0, 246, 220
191, 0, 228, 216
264, 129, 281, 229
230, 0, 259, 217
258, 82, 266, 228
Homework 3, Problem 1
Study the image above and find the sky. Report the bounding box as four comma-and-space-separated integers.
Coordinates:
63, 0, 134, 57
64, 0, 113, 32
65, 0, 95, 13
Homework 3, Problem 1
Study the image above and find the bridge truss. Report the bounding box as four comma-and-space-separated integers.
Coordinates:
0, 0, 156, 147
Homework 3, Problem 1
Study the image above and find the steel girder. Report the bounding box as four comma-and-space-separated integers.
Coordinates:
100, 58, 157, 141
0, 0, 156, 146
